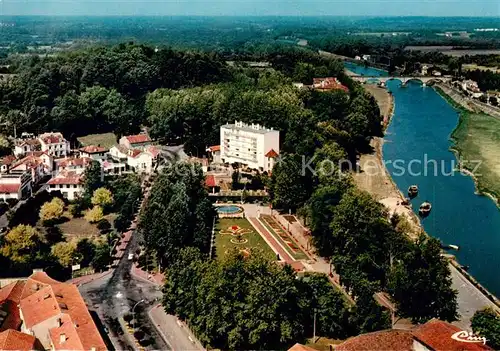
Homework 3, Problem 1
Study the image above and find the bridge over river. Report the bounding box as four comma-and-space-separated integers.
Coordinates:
348, 73, 452, 86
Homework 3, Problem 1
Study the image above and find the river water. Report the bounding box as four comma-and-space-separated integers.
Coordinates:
345, 62, 500, 298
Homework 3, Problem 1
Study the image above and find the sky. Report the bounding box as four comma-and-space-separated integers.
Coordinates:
1, 0, 499, 17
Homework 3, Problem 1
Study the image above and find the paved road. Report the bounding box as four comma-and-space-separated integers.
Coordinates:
450, 264, 500, 330
149, 305, 204, 351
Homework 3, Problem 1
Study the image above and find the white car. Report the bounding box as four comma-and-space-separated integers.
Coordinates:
128, 253, 134, 261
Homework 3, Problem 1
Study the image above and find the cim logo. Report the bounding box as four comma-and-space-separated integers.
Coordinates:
451, 331, 487, 345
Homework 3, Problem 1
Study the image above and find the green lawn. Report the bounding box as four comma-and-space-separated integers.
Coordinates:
259, 215, 308, 260
78, 132, 117, 149
215, 218, 275, 260
451, 112, 500, 205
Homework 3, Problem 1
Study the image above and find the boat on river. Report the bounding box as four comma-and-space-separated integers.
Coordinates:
408, 185, 419, 198
419, 201, 432, 217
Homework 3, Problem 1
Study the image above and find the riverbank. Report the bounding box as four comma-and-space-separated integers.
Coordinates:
435, 85, 500, 207
353, 85, 422, 239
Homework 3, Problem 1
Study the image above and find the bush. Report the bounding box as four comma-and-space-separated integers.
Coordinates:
133, 330, 145, 340
123, 313, 133, 322
96, 219, 112, 233
85, 206, 104, 223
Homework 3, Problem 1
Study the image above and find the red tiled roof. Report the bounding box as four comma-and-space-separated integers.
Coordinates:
11, 155, 42, 171
19, 285, 61, 329
47, 172, 82, 186
16, 139, 41, 147
0, 281, 25, 331
265, 149, 279, 158
208, 145, 220, 152
128, 149, 142, 158
146, 146, 160, 158
288, 343, 317, 351
56, 157, 92, 168
79, 145, 108, 154
40, 133, 66, 145
0, 330, 37, 351
313, 77, 349, 92
125, 134, 150, 144
0, 183, 20, 194
18, 272, 107, 351
205, 175, 216, 187
413, 319, 492, 351
336, 329, 414, 351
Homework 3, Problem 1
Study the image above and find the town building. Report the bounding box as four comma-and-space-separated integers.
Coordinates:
54, 156, 92, 174
0, 271, 107, 351
0, 171, 32, 201
13, 138, 41, 158
206, 145, 221, 163
9, 152, 53, 185
38, 133, 70, 157
461, 80, 483, 98
46, 171, 84, 200
220, 121, 280, 172
119, 134, 152, 149
79, 145, 109, 161
312, 77, 349, 93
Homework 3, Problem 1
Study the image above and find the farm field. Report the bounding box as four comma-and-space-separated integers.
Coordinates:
259, 215, 308, 260
78, 132, 117, 149
215, 218, 275, 260
452, 112, 500, 204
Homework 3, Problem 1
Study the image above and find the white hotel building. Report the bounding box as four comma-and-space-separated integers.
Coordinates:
220, 121, 279, 172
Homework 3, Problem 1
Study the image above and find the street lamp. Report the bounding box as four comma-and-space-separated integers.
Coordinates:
132, 299, 145, 332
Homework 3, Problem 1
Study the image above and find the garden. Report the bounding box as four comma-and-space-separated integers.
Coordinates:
259, 215, 308, 260
215, 218, 275, 260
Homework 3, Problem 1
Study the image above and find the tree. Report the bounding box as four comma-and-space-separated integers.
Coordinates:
388, 235, 458, 324
0, 225, 43, 264
51, 241, 80, 267
91, 242, 111, 271
471, 308, 500, 349
82, 161, 103, 195
76, 238, 96, 267
39, 198, 65, 224
85, 206, 104, 223
91, 187, 114, 208
231, 171, 240, 190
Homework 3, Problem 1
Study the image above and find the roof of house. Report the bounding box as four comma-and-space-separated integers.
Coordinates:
128, 149, 143, 158
15, 138, 41, 147
39, 132, 66, 145
56, 157, 92, 169
145, 146, 160, 158
124, 134, 151, 144
11, 155, 43, 172
0, 329, 37, 351
47, 172, 82, 186
335, 329, 414, 351
412, 319, 492, 351
0, 281, 26, 331
313, 77, 349, 93
288, 343, 317, 351
18, 272, 107, 351
0, 183, 21, 194
265, 149, 279, 158
207, 145, 220, 152
205, 175, 216, 187
0, 155, 16, 166
79, 145, 108, 154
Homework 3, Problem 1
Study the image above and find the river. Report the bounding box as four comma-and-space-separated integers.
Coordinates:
345, 62, 500, 298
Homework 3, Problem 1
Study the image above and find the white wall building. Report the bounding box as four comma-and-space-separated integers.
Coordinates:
0, 171, 32, 200
46, 171, 84, 200
79, 145, 108, 161
220, 121, 280, 172
38, 132, 70, 157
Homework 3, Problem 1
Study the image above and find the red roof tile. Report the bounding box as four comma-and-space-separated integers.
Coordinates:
288, 343, 317, 351
208, 145, 220, 152
47, 172, 82, 186
0, 184, 20, 194
146, 146, 160, 158
0, 281, 25, 331
19, 286, 61, 329
205, 175, 216, 187
56, 157, 92, 168
313, 77, 349, 92
413, 319, 492, 351
336, 329, 414, 351
265, 149, 279, 158
0, 330, 37, 350
128, 149, 143, 158
79, 145, 108, 154
125, 134, 150, 144
39, 133, 66, 144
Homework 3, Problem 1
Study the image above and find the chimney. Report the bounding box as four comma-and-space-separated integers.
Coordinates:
60, 333, 66, 344
57, 318, 62, 327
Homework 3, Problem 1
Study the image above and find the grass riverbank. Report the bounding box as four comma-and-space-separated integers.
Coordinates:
435, 86, 500, 206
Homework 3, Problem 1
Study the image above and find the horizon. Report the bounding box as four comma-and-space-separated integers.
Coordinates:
1, 0, 499, 17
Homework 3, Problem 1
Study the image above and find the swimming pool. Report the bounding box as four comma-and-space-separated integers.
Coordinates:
217, 205, 244, 214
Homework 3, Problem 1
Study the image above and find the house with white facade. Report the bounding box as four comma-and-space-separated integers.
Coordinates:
220, 121, 280, 172
9, 152, 53, 185
54, 156, 92, 174
38, 132, 70, 157
79, 145, 108, 161
46, 171, 84, 200
206, 145, 221, 163
13, 138, 41, 158
0, 171, 32, 200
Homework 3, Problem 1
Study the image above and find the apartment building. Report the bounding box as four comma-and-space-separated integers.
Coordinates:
38, 133, 70, 157
220, 121, 280, 172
